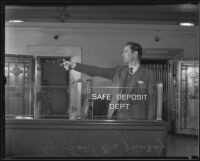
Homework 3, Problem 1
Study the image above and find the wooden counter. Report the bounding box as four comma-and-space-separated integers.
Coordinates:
5, 120, 168, 158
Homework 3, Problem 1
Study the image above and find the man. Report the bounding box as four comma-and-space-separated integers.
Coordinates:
63, 42, 156, 120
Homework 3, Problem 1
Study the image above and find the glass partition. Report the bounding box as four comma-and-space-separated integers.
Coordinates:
6, 84, 162, 120
5, 55, 163, 120
81, 84, 157, 120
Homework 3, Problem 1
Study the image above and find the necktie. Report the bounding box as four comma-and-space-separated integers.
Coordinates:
129, 66, 134, 75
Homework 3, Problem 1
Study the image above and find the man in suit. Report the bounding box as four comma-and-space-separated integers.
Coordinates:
63, 42, 156, 120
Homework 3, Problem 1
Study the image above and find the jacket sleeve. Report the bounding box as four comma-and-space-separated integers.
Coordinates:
146, 70, 156, 120
74, 63, 116, 80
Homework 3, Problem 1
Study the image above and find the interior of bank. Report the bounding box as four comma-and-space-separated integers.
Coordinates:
3, 2, 199, 159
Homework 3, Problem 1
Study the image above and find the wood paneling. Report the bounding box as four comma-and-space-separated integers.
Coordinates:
6, 120, 168, 158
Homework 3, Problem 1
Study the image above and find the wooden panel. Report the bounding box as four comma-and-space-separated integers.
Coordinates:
6, 120, 168, 158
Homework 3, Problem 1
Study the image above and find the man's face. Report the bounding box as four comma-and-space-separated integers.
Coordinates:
122, 45, 136, 63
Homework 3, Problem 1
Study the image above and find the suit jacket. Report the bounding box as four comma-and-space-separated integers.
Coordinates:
75, 63, 156, 120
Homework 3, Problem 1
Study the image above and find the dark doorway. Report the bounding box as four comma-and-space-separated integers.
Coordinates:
141, 58, 172, 127
39, 56, 70, 119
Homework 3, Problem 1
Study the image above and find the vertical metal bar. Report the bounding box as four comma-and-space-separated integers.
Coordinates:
169, 60, 174, 127
23, 62, 25, 85
159, 64, 160, 82
166, 63, 168, 93
161, 64, 163, 82
152, 64, 155, 81
164, 64, 167, 93
153, 64, 156, 82
165, 64, 168, 94
154, 64, 156, 81
160, 64, 162, 82
163, 64, 166, 121
164, 64, 166, 94
159, 64, 161, 82
163, 64, 165, 93
155, 64, 157, 82
167, 63, 169, 96
156, 83, 163, 120
166, 63, 169, 93
157, 64, 159, 81
76, 81, 82, 119
152, 64, 154, 79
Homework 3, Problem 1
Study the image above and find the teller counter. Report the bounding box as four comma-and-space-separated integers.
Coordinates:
5, 120, 168, 158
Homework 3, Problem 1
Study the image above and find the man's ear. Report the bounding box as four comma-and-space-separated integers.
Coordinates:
133, 51, 138, 57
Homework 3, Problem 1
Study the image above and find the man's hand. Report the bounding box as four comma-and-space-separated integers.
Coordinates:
63, 60, 76, 70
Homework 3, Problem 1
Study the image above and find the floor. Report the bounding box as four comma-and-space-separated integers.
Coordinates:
167, 133, 199, 157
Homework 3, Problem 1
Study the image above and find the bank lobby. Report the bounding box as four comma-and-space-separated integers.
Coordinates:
2, 2, 199, 159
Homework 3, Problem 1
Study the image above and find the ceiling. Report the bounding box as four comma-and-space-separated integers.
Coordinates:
5, 4, 199, 25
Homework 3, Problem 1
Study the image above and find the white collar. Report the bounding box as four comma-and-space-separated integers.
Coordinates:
129, 63, 140, 69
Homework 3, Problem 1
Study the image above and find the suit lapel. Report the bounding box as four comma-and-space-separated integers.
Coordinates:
126, 65, 145, 94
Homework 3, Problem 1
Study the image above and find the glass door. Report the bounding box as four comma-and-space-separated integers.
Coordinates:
5, 55, 34, 119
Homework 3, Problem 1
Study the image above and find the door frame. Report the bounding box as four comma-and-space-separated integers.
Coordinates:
27, 45, 82, 119
142, 48, 184, 132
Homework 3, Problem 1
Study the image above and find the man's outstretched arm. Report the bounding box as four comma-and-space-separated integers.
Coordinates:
63, 61, 116, 80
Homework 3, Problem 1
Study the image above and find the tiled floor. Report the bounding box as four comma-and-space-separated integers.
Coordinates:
167, 133, 199, 157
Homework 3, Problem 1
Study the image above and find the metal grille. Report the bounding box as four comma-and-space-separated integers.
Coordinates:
143, 61, 170, 121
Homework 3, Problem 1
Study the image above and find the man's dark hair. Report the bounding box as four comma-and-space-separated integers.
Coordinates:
126, 42, 143, 60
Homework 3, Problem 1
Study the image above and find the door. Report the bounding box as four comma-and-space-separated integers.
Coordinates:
5, 55, 34, 118
141, 59, 174, 131
176, 60, 199, 135
37, 56, 70, 119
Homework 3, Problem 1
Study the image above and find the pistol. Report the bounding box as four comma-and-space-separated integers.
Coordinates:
45, 58, 67, 67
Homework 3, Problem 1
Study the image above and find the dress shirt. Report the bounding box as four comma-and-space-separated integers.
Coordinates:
129, 63, 140, 75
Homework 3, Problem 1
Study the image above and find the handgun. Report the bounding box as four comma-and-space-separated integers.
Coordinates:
45, 58, 67, 67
